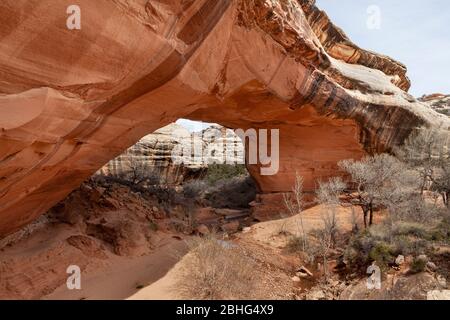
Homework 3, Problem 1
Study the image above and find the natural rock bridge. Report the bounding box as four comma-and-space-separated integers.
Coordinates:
0, 0, 448, 237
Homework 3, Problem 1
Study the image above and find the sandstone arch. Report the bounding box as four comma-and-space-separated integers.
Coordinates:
0, 0, 448, 237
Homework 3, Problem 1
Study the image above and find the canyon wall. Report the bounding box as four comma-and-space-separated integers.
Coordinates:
98, 123, 207, 185
0, 0, 449, 237
98, 123, 244, 185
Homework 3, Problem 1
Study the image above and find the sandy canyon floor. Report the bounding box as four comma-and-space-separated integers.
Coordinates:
0, 180, 448, 300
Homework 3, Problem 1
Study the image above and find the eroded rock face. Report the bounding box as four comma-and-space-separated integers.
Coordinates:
98, 123, 244, 185
420, 94, 450, 117
0, 0, 449, 237
98, 123, 207, 185
195, 125, 245, 165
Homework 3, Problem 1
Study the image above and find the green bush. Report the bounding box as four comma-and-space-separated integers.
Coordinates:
149, 220, 158, 231
183, 180, 208, 198
391, 235, 416, 256
368, 242, 395, 268
205, 164, 248, 184
391, 222, 431, 239
344, 230, 377, 269
344, 222, 432, 271
433, 212, 450, 243
286, 236, 305, 253
410, 257, 427, 273
203, 176, 256, 209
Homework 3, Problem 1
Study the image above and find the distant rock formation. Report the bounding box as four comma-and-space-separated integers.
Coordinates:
98, 123, 206, 185
99, 123, 245, 185
195, 125, 245, 166
420, 94, 450, 117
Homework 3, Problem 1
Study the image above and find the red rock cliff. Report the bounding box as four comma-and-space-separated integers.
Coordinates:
0, 0, 448, 237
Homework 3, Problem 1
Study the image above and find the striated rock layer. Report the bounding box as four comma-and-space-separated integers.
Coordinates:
0, 0, 449, 237
98, 123, 207, 185
98, 123, 245, 185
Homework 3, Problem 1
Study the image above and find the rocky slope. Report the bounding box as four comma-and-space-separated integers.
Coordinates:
0, 179, 168, 299
0, 176, 254, 299
0, 0, 449, 237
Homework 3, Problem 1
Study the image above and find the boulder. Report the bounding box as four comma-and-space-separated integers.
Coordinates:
426, 261, 437, 272
340, 273, 445, 300
395, 255, 405, 266
221, 221, 240, 234
297, 266, 314, 278
306, 290, 326, 300
427, 290, 450, 300
242, 227, 252, 234
195, 224, 210, 236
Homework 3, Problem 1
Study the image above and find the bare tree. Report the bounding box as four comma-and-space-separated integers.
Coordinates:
176, 234, 256, 299
311, 227, 333, 280
283, 173, 307, 252
316, 177, 346, 246
121, 151, 160, 186
339, 154, 419, 227
431, 161, 450, 207
396, 128, 449, 198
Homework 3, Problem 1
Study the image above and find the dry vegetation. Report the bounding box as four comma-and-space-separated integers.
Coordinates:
285, 128, 449, 279
175, 235, 257, 300
107, 128, 449, 298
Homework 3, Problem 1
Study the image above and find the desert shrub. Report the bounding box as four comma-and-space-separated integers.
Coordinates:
368, 242, 395, 267
389, 196, 443, 225
112, 154, 161, 186
410, 257, 427, 274
286, 235, 305, 253
395, 128, 449, 206
205, 164, 248, 184
339, 154, 420, 227
148, 220, 158, 231
286, 232, 329, 266
283, 176, 344, 274
344, 221, 432, 271
182, 180, 208, 199
391, 235, 414, 255
316, 177, 345, 246
344, 230, 378, 269
431, 211, 450, 242
283, 174, 307, 252
316, 177, 346, 206
389, 221, 432, 239
176, 235, 256, 299
178, 165, 255, 209
204, 176, 256, 209
335, 129, 449, 271
308, 228, 335, 278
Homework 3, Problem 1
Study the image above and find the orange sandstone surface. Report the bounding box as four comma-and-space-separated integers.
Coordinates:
0, 0, 449, 237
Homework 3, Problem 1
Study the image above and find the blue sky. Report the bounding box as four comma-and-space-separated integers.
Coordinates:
316, 0, 450, 96
178, 1, 449, 131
